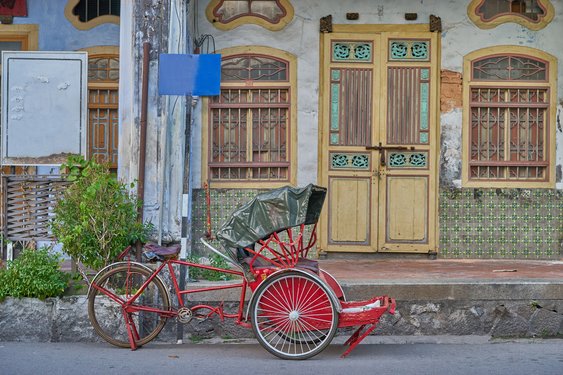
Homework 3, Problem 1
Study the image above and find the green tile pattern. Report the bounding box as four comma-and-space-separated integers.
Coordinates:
192, 188, 562, 260
192, 189, 260, 255
439, 188, 562, 259
192, 189, 318, 257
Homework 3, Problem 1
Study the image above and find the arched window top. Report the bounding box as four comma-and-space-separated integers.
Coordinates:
221, 54, 289, 82
472, 54, 548, 82
88, 54, 119, 82
467, 0, 554, 30
206, 0, 294, 31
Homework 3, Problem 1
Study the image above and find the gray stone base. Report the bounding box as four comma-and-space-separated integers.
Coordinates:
1, 281, 561, 344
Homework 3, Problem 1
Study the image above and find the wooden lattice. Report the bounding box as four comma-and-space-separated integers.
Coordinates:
1, 176, 70, 241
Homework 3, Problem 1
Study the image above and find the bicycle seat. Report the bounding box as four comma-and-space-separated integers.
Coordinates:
143, 243, 180, 262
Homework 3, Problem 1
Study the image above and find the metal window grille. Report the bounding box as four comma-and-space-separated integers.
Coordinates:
221, 54, 288, 81
208, 54, 291, 183
469, 87, 548, 181
209, 88, 290, 182
468, 53, 552, 183
73, 0, 120, 23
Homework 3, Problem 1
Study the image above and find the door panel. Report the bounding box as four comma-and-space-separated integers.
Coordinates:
329, 177, 370, 244
319, 26, 439, 254
386, 176, 427, 242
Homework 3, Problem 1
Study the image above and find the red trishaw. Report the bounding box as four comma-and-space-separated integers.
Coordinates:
88, 184, 395, 359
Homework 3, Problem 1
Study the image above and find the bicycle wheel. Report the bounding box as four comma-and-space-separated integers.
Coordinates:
250, 271, 339, 360
88, 264, 171, 348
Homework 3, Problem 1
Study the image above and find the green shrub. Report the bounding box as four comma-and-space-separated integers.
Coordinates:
51, 155, 153, 270
0, 247, 70, 301
187, 253, 234, 281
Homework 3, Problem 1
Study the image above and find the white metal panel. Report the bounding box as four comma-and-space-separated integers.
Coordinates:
1, 51, 87, 165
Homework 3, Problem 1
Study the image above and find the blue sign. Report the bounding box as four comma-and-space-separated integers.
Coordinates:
159, 54, 221, 96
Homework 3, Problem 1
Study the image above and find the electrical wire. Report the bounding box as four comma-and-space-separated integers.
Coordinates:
194, 34, 216, 54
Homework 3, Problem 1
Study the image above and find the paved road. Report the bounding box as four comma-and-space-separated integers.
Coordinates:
1, 338, 562, 375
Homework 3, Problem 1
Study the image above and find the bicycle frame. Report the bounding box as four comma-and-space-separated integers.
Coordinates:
90, 258, 251, 350
88, 223, 395, 357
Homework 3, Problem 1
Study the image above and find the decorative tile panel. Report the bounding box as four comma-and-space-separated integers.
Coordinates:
420, 132, 428, 144
330, 133, 339, 145
330, 82, 339, 130
332, 41, 373, 62
330, 153, 370, 170
389, 40, 430, 61
388, 152, 428, 168
439, 188, 562, 259
190, 187, 562, 260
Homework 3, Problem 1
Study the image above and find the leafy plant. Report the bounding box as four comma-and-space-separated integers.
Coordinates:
51, 155, 153, 270
0, 247, 70, 300
187, 253, 234, 281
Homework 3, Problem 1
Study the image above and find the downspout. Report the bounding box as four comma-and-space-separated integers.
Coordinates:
136, 42, 151, 261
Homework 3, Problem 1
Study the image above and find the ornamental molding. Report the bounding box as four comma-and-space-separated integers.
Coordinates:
467, 0, 554, 31
206, 0, 294, 31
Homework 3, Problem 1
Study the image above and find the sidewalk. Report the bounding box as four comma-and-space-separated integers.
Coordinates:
318, 257, 563, 282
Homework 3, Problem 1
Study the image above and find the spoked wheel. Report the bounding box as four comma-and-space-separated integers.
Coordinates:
88, 264, 171, 348
250, 271, 339, 360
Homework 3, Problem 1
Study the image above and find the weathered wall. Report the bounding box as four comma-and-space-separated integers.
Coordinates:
182, 1, 563, 259
118, 0, 191, 243
192, 0, 563, 189
14, 0, 119, 50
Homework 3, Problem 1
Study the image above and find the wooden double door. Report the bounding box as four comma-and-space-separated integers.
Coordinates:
319, 25, 439, 254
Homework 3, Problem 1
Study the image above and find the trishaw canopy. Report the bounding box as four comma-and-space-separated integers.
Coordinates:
216, 184, 327, 254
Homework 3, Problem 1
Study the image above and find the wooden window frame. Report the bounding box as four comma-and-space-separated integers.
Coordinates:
462, 46, 557, 188
467, 0, 554, 30
206, 0, 294, 31
0, 24, 38, 52
81, 46, 119, 170
202, 46, 297, 188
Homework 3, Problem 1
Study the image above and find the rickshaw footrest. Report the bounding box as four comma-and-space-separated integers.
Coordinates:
341, 322, 378, 358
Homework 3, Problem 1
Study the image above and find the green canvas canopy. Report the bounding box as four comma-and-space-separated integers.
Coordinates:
216, 184, 326, 257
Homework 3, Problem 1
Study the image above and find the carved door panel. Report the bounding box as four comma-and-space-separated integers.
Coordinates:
319, 27, 439, 254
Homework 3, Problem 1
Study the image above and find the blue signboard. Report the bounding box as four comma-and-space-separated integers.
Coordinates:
159, 54, 221, 96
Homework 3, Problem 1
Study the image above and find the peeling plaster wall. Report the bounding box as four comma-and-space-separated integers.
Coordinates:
119, 0, 191, 242
192, 0, 563, 189
440, 109, 463, 187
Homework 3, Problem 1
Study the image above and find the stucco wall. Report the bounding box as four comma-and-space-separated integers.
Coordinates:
14, 0, 119, 50
192, 0, 563, 189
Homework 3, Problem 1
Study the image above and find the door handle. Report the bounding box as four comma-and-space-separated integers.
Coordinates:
365, 142, 415, 151
366, 143, 416, 166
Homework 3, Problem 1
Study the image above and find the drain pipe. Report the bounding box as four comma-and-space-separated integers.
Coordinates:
136, 42, 151, 260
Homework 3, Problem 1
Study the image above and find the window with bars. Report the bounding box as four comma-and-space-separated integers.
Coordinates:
206, 52, 294, 185
87, 54, 119, 170
72, 0, 119, 22
463, 49, 556, 187
65, 0, 120, 30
